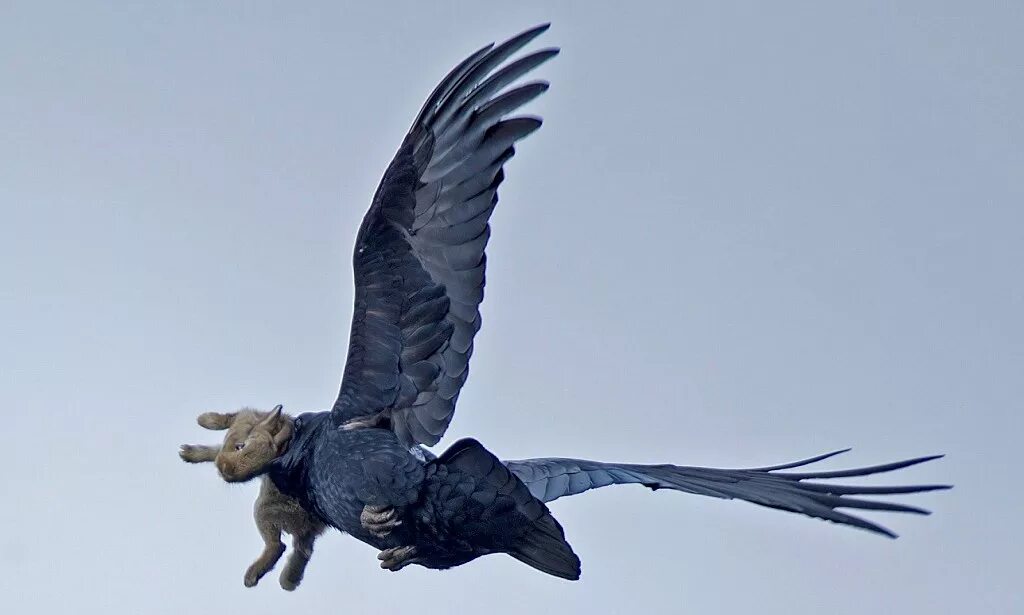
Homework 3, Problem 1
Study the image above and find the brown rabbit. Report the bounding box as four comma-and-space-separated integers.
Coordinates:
179, 406, 326, 590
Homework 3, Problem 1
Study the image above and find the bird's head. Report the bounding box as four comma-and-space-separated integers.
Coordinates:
195, 405, 294, 482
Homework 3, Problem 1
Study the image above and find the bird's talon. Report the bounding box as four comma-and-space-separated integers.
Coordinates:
361, 504, 402, 536
378, 545, 418, 571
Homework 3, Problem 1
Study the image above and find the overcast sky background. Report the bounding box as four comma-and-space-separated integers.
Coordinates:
2, 2, 1021, 613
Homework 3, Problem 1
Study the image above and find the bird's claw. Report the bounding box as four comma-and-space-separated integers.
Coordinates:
341, 417, 371, 431
361, 504, 402, 537
378, 545, 418, 572
341, 411, 390, 431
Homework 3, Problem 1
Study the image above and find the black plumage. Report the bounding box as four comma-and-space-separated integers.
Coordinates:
331, 25, 556, 447
264, 24, 949, 580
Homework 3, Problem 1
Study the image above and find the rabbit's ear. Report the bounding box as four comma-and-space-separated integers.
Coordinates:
260, 405, 283, 428
197, 412, 236, 430
272, 419, 294, 451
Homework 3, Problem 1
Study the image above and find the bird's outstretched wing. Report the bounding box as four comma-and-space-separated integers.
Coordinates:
331, 25, 558, 446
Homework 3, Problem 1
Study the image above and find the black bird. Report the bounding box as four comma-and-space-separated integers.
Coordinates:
248, 25, 948, 580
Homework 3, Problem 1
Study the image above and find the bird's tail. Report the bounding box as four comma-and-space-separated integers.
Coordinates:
507, 510, 582, 581
505, 450, 950, 538
436, 439, 581, 580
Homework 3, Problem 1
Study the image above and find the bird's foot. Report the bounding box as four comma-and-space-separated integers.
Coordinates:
378, 545, 418, 572
361, 504, 402, 537
341, 410, 391, 431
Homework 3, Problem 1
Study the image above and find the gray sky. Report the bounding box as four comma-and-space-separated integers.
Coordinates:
2, 2, 1021, 613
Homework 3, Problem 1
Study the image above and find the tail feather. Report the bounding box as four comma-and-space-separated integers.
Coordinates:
437, 439, 581, 579
505, 451, 949, 538
508, 512, 581, 580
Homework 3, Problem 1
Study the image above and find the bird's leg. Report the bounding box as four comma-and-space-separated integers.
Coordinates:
341, 410, 391, 431
377, 545, 419, 572
360, 503, 402, 537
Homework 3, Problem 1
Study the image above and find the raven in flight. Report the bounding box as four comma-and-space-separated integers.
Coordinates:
204, 24, 949, 581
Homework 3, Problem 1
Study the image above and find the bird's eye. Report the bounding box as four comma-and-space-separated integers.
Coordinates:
235, 441, 246, 451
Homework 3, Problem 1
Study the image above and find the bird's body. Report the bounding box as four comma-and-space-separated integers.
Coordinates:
270, 413, 420, 551
269, 411, 581, 577
185, 24, 949, 583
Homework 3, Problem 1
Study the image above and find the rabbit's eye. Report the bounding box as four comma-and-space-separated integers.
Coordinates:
234, 441, 246, 451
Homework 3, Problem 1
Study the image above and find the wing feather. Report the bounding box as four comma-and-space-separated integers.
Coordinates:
331, 26, 557, 446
